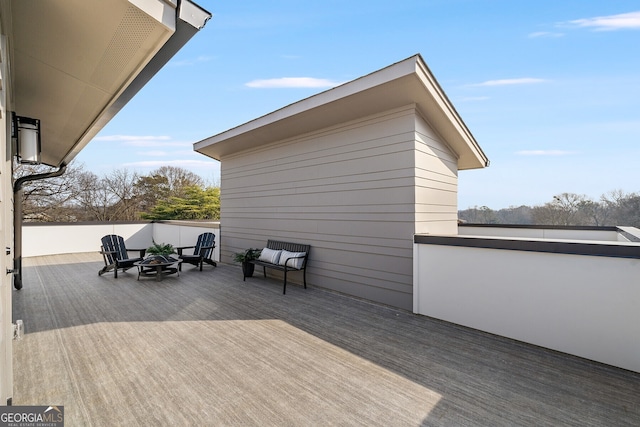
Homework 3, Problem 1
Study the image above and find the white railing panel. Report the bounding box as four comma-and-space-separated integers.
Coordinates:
153, 222, 220, 262
23, 223, 152, 257
22, 221, 220, 261
414, 242, 640, 373
459, 226, 620, 241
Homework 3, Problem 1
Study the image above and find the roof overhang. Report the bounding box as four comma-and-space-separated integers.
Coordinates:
2, 0, 211, 167
194, 54, 489, 170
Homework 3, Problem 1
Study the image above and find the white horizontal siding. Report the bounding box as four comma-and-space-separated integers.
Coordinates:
414, 114, 459, 234
220, 105, 459, 310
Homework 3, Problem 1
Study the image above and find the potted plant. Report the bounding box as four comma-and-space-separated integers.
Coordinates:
146, 241, 176, 263
233, 248, 261, 277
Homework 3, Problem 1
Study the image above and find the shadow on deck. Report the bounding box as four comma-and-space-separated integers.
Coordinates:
12, 253, 640, 426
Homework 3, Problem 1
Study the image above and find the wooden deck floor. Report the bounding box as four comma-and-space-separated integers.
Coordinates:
12, 253, 640, 426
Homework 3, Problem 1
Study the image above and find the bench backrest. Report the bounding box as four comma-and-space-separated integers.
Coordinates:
266, 240, 310, 267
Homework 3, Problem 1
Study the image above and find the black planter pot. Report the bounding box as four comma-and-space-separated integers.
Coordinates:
242, 262, 255, 278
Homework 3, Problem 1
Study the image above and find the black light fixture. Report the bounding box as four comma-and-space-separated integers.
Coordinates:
13, 114, 42, 164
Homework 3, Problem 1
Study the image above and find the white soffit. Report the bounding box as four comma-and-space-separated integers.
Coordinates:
195, 54, 489, 170
8, 0, 211, 167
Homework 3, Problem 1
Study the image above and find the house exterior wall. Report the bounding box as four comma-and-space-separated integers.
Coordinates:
415, 113, 459, 235
0, 31, 13, 404
220, 105, 458, 310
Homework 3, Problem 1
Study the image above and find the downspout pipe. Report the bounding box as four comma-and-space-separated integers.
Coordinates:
12, 163, 67, 290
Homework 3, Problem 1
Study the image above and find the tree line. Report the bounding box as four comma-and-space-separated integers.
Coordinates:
15, 162, 220, 222
16, 161, 640, 227
459, 191, 640, 227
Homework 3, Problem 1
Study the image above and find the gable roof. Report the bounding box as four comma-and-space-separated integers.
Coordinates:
195, 54, 489, 170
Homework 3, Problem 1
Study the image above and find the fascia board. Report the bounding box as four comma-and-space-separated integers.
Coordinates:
197, 57, 417, 148
413, 56, 489, 169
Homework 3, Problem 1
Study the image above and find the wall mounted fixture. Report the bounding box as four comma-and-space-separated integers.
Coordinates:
13, 114, 42, 164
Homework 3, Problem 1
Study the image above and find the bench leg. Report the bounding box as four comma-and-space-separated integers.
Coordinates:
263, 266, 267, 278
283, 269, 287, 294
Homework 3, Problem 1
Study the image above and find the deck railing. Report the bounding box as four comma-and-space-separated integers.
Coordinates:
413, 225, 640, 373
22, 220, 221, 262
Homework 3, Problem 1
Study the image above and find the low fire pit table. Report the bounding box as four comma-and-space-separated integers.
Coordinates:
134, 256, 182, 282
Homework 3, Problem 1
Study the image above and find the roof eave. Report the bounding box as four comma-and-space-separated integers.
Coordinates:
194, 54, 488, 170
6, 0, 211, 168
62, 1, 212, 166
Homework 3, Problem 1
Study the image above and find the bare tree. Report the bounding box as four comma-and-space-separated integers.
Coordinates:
73, 171, 114, 221
458, 206, 498, 224
133, 166, 206, 214
496, 205, 533, 224
578, 199, 608, 226
14, 160, 88, 222
532, 193, 591, 226
14, 161, 222, 222
460, 190, 640, 227
153, 165, 203, 197
602, 190, 640, 227
103, 168, 141, 221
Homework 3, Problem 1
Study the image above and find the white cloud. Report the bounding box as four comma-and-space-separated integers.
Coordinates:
136, 150, 168, 157
176, 150, 205, 156
565, 11, 640, 31
245, 77, 343, 88
528, 31, 564, 38
470, 78, 548, 87
516, 150, 575, 156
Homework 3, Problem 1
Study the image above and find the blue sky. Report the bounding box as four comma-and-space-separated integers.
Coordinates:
76, 0, 640, 209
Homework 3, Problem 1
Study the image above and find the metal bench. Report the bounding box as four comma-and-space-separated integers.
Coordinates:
246, 240, 310, 294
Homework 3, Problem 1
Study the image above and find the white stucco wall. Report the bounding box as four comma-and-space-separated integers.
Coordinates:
460, 225, 621, 241
414, 242, 640, 372
22, 222, 220, 261
22, 223, 153, 257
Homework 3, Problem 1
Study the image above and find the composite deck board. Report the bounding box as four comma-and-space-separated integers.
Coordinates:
12, 253, 640, 426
